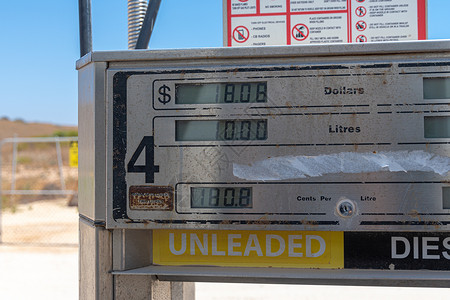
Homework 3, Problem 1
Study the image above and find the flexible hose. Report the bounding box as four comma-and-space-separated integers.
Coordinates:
128, 0, 148, 49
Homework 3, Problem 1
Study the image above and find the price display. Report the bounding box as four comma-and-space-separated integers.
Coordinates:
191, 187, 252, 208
175, 82, 267, 104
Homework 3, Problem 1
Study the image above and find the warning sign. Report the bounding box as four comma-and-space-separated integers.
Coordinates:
233, 26, 249, 43
69, 141, 78, 168
292, 23, 309, 41
231, 0, 257, 15
356, 34, 367, 43
355, 6, 366, 17
224, 0, 427, 46
230, 15, 287, 46
356, 20, 367, 31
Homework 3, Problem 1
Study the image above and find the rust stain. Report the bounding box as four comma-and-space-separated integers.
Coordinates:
408, 209, 419, 218
408, 209, 422, 222
129, 185, 174, 211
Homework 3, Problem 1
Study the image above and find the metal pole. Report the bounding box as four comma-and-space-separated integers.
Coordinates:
78, 0, 93, 57
135, 0, 162, 49
11, 136, 18, 207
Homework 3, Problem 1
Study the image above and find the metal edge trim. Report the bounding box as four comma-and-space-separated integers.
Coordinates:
111, 265, 450, 287
76, 40, 450, 69
80, 214, 106, 227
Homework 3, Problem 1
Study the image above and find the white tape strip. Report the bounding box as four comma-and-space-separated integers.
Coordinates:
233, 151, 450, 180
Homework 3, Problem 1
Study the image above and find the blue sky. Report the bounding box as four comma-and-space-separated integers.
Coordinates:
0, 0, 449, 126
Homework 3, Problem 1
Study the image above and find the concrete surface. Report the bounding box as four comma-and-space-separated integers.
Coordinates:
0, 246, 78, 300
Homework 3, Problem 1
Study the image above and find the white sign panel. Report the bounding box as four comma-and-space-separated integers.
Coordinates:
225, 0, 427, 46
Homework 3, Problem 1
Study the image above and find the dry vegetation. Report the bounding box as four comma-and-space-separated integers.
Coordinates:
0, 118, 76, 140
1, 118, 78, 211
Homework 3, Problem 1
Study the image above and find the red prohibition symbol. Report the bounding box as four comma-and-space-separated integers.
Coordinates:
292, 23, 309, 41
238, 0, 248, 2
356, 0, 365, 2
356, 20, 367, 31
233, 26, 249, 43
355, 6, 366, 17
356, 35, 367, 42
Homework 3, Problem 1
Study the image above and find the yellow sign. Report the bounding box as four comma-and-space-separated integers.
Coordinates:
153, 230, 343, 269
69, 141, 78, 167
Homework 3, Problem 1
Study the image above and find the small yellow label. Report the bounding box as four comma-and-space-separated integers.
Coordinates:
69, 141, 78, 168
153, 230, 343, 269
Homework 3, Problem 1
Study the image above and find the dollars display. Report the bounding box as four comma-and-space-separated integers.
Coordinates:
175, 82, 267, 104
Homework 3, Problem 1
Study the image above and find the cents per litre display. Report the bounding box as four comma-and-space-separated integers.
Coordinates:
191, 187, 253, 208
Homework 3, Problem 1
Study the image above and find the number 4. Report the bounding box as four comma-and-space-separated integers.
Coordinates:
127, 136, 159, 183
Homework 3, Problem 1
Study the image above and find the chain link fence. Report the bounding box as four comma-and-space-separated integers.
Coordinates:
0, 137, 78, 246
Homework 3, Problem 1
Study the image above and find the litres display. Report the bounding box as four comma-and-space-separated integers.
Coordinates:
175, 119, 268, 141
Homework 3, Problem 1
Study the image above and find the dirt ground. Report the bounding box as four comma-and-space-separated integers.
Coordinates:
0, 245, 78, 300
1, 198, 78, 245
0, 198, 79, 299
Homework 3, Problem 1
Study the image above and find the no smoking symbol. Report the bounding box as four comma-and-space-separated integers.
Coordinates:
292, 23, 309, 41
355, 6, 366, 17
356, 35, 367, 42
233, 26, 249, 43
356, 21, 367, 31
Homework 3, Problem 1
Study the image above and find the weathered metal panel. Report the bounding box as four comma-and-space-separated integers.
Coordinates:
78, 61, 107, 221
103, 47, 450, 232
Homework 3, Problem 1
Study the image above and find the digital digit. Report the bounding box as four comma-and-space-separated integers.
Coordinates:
215, 121, 221, 140
224, 121, 235, 140
209, 188, 219, 207
224, 84, 235, 103
215, 84, 220, 103
256, 83, 267, 102
199, 188, 205, 206
240, 121, 251, 140
256, 120, 267, 140
239, 188, 251, 207
240, 83, 251, 103
224, 188, 235, 206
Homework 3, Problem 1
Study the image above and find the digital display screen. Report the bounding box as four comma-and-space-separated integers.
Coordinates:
191, 187, 252, 208
443, 187, 450, 209
424, 116, 450, 138
423, 78, 450, 99
175, 82, 267, 104
176, 119, 268, 141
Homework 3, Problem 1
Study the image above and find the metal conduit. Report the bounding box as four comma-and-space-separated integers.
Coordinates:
78, 0, 92, 56
128, 0, 148, 49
